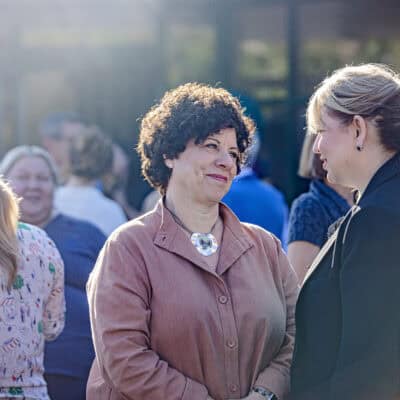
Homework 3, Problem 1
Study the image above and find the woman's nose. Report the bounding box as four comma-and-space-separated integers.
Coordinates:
27, 177, 41, 188
216, 150, 235, 169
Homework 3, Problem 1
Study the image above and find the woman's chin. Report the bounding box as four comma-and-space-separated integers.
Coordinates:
326, 171, 338, 185
20, 209, 52, 226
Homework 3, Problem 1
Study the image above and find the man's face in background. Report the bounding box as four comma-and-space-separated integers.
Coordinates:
41, 121, 84, 183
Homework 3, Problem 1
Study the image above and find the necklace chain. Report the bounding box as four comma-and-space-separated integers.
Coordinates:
165, 205, 219, 256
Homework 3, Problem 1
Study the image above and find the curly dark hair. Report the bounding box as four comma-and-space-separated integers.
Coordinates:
70, 127, 113, 180
137, 83, 255, 194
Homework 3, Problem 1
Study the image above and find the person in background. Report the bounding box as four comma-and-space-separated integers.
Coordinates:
223, 133, 289, 247
290, 63, 400, 400
140, 188, 161, 214
223, 93, 288, 247
102, 142, 140, 219
55, 127, 127, 236
287, 134, 352, 281
86, 83, 298, 400
39, 112, 85, 184
0, 176, 65, 400
0, 146, 106, 400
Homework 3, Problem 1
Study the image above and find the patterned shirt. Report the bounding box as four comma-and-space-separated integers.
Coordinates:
0, 223, 65, 399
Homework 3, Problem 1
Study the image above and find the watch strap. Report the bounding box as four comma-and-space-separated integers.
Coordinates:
252, 386, 277, 400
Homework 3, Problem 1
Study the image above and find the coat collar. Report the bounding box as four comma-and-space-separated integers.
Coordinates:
153, 198, 253, 275
358, 152, 400, 207
302, 204, 358, 285
302, 228, 338, 285
303, 152, 400, 286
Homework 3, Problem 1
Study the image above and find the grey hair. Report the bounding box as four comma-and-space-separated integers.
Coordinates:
0, 146, 59, 185
307, 63, 400, 152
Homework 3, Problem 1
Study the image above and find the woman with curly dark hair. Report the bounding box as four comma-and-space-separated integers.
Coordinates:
87, 83, 298, 400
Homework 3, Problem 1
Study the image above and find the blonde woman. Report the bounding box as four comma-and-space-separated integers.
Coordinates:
0, 177, 65, 399
290, 64, 400, 400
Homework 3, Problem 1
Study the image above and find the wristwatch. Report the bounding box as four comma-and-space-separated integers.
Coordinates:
252, 386, 277, 400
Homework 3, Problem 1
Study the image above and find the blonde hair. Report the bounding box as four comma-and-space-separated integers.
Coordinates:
297, 134, 324, 179
0, 177, 20, 289
307, 63, 400, 151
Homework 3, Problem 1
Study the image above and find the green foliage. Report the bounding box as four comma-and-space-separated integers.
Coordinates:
166, 24, 215, 86
300, 38, 400, 95
238, 39, 287, 82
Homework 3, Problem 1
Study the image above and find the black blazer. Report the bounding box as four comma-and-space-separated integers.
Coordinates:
290, 153, 400, 400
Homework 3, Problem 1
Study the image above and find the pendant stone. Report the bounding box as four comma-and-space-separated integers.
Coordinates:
191, 232, 218, 256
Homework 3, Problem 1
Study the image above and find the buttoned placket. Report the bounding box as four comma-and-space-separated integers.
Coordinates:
211, 273, 241, 398
155, 237, 247, 398
155, 201, 253, 398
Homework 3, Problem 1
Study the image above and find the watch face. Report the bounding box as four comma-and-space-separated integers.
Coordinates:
253, 387, 276, 400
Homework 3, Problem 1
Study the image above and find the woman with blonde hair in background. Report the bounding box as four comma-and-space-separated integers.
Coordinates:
287, 134, 352, 282
290, 63, 400, 400
0, 145, 106, 400
0, 176, 65, 399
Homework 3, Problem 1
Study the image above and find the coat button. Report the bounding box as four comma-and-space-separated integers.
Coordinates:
229, 384, 238, 393
226, 339, 236, 348
218, 295, 228, 304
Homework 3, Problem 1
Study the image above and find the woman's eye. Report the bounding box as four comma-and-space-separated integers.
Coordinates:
229, 152, 239, 160
205, 143, 218, 150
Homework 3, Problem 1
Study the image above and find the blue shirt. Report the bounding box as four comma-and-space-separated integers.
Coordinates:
223, 168, 289, 247
44, 214, 106, 379
288, 180, 350, 247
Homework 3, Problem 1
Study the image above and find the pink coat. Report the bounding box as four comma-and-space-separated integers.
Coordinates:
87, 201, 298, 400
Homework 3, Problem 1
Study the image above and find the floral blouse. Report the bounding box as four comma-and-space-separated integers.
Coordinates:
0, 223, 65, 399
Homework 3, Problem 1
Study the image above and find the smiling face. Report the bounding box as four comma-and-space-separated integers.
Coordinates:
312, 110, 355, 187
6, 156, 55, 226
165, 127, 239, 205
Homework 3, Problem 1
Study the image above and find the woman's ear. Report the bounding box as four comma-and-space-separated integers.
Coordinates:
352, 115, 367, 150
163, 155, 173, 169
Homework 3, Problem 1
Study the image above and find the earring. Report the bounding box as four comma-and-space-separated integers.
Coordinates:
165, 159, 173, 169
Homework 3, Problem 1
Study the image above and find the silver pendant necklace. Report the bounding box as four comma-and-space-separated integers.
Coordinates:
166, 206, 219, 256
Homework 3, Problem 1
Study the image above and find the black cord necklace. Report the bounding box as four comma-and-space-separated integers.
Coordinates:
165, 206, 219, 256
